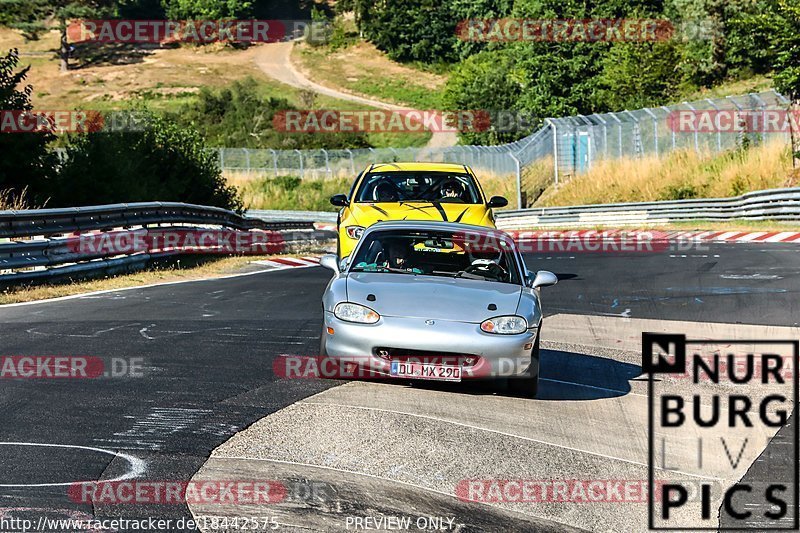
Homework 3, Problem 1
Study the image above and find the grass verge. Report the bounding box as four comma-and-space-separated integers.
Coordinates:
294, 40, 447, 109
536, 139, 795, 207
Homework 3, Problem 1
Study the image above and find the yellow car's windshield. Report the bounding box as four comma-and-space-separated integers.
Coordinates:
354, 171, 483, 204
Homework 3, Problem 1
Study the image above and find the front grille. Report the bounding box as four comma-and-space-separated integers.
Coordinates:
373, 347, 480, 367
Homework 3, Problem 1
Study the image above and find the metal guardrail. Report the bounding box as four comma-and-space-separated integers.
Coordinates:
0, 202, 318, 238
0, 202, 335, 286
247, 209, 337, 223
495, 187, 800, 229
240, 187, 800, 229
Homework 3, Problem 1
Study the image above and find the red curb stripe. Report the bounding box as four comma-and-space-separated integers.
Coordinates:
271, 257, 306, 266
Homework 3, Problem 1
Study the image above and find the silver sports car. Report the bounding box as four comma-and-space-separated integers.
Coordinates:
319, 221, 557, 397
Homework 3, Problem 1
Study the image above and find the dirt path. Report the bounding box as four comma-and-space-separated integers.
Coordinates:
253, 41, 458, 150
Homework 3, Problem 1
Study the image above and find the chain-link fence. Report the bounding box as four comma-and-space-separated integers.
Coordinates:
217, 89, 790, 179
546, 90, 792, 182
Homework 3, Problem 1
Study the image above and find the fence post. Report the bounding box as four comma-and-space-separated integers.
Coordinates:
509, 153, 522, 209
725, 97, 745, 149
684, 102, 699, 153
643, 108, 659, 156
545, 119, 559, 186
751, 92, 768, 147
661, 106, 676, 150
346, 149, 356, 174
270, 149, 278, 177
219, 148, 225, 169
705, 99, 722, 152
608, 113, 623, 158
321, 148, 330, 176
623, 111, 642, 157
295, 149, 304, 178
243, 148, 250, 171
595, 115, 608, 158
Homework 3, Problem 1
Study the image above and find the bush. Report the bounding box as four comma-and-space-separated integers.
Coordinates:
442, 48, 527, 145
53, 111, 242, 212
0, 49, 57, 207
177, 77, 372, 149
360, 0, 512, 64
161, 0, 252, 19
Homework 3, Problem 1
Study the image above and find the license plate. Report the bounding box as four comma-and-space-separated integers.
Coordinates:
390, 361, 462, 382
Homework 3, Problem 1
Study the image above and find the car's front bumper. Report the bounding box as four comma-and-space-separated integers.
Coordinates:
322, 312, 538, 379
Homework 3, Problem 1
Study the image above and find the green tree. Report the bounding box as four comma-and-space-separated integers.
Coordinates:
442, 48, 526, 144
0, 48, 57, 206
354, 0, 512, 64
0, 0, 116, 72
177, 77, 372, 150
772, 0, 800, 99
54, 111, 242, 211
594, 42, 682, 110
160, 0, 252, 19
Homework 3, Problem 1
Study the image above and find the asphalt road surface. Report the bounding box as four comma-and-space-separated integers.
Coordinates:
1, 242, 798, 531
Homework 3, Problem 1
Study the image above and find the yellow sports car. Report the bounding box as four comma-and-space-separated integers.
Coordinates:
330, 162, 508, 258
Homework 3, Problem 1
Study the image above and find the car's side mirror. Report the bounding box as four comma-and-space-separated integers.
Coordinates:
529, 270, 558, 289
320, 254, 340, 273
330, 194, 349, 207
487, 196, 508, 208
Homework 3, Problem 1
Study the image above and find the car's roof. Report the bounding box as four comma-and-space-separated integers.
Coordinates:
367, 162, 472, 174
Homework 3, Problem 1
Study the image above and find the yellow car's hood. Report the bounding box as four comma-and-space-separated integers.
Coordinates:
349, 202, 491, 227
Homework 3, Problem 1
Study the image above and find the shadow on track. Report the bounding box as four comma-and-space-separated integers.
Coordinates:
401, 349, 641, 401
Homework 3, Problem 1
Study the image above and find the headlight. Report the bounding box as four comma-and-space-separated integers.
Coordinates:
346, 226, 365, 239
480, 316, 528, 334
334, 302, 380, 324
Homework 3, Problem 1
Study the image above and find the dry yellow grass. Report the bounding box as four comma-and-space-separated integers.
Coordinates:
536, 140, 794, 207
0, 187, 36, 210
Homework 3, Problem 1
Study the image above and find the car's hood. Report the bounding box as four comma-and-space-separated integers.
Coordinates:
349, 202, 488, 227
345, 273, 521, 322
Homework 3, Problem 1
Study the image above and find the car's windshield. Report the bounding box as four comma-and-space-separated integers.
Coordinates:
350, 229, 521, 284
354, 171, 482, 204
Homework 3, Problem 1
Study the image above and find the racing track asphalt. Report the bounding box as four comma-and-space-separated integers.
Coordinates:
0, 242, 798, 531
